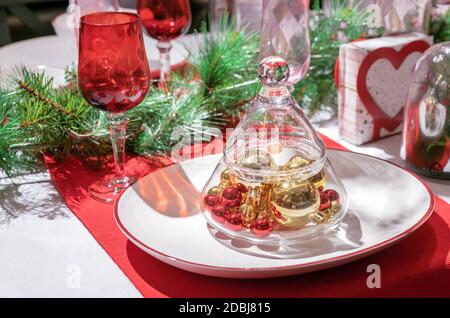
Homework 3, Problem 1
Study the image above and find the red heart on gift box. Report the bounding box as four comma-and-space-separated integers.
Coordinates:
357, 40, 430, 140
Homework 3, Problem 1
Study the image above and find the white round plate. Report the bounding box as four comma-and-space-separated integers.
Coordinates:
114, 150, 434, 279
0, 65, 67, 88
28, 65, 67, 87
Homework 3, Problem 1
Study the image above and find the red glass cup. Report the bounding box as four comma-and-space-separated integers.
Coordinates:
137, 0, 191, 81
78, 12, 151, 203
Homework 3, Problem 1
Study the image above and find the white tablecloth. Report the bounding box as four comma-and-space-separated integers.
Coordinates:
0, 35, 448, 298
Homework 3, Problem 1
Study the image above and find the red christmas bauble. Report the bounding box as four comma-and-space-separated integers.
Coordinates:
325, 189, 340, 202
222, 187, 242, 208
222, 187, 241, 200
225, 213, 243, 231
319, 191, 331, 211
203, 194, 221, 212
223, 198, 241, 208
211, 204, 228, 223
236, 183, 248, 193
251, 217, 273, 237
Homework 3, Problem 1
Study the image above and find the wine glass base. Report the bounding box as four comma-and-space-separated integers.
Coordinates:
88, 176, 136, 204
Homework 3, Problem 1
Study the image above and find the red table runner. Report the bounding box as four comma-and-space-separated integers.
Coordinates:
45, 135, 450, 297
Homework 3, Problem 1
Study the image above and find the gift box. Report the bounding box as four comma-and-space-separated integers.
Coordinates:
338, 32, 432, 145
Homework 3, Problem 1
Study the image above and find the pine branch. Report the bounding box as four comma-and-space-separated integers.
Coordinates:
430, 9, 450, 43
18, 80, 74, 116
132, 17, 260, 154
192, 15, 260, 116
293, 0, 382, 114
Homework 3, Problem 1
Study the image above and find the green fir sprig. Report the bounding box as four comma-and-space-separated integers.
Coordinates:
294, 0, 382, 114
0, 16, 260, 175
430, 9, 450, 43
0, 4, 391, 176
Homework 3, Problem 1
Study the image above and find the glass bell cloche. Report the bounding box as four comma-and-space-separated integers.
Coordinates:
200, 56, 348, 246
401, 42, 450, 179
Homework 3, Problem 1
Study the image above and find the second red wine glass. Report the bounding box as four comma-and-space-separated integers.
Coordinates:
78, 12, 151, 203
137, 0, 192, 81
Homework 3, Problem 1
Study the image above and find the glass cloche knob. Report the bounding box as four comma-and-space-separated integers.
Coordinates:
257, 56, 290, 87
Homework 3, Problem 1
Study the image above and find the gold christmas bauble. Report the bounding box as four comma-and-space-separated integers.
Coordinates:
239, 186, 261, 227
208, 186, 223, 196
271, 180, 320, 228
220, 169, 234, 185
256, 183, 274, 216
330, 200, 342, 213
309, 168, 327, 189
245, 186, 261, 207
240, 203, 257, 227
238, 148, 274, 170
282, 155, 310, 171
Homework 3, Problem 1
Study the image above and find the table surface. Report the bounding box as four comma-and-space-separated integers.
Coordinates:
0, 35, 448, 298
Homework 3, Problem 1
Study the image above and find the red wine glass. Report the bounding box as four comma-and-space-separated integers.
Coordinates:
137, 0, 192, 81
78, 12, 151, 203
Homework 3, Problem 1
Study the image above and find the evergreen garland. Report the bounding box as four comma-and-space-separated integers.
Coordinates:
430, 9, 450, 43
294, 0, 383, 114
0, 17, 260, 176
3, 2, 438, 177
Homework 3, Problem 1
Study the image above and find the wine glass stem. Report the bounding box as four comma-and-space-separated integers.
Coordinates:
157, 41, 172, 82
108, 113, 128, 183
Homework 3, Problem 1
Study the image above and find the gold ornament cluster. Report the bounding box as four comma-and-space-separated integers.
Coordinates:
203, 149, 342, 237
